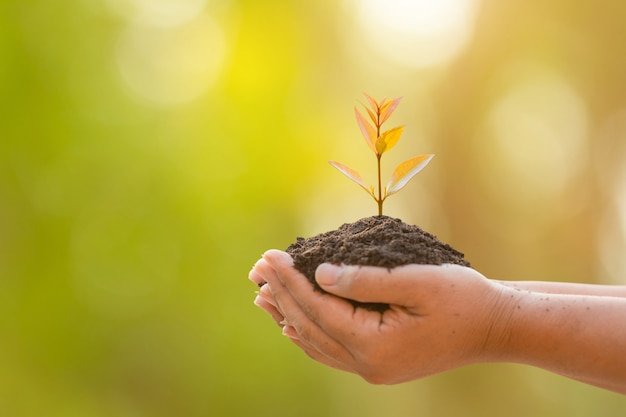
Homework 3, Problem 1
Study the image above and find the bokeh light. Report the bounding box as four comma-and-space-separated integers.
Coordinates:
110, 0, 231, 106
482, 62, 589, 212
105, 0, 209, 28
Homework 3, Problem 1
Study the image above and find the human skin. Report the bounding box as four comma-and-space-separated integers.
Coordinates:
249, 249, 626, 395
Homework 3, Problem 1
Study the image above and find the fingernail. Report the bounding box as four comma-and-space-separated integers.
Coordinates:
282, 325, 298, 339
253, 295, 263, 307
316, 263, 341, 286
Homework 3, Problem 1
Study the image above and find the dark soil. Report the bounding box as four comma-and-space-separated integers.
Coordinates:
286, 215, 471, 311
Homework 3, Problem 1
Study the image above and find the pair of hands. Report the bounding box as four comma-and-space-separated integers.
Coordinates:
249, 250, 626, 393
248, 250, 512, 384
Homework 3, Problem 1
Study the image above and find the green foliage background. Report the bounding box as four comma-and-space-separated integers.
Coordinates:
2, 0, 626, 416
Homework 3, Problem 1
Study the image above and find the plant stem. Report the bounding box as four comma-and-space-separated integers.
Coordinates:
377, 154, 383, 216
376, 109, 383, 216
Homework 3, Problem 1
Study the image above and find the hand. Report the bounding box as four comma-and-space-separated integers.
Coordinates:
249, 250, 512, 384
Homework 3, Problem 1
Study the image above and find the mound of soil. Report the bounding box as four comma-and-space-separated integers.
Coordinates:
286, 215, 470, 311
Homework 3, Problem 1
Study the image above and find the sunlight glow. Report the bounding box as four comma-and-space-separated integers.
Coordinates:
349, 0, 480, 68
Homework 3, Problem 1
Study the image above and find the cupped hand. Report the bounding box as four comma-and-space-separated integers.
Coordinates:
250, 250, 515, 384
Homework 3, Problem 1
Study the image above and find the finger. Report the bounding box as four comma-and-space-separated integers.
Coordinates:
281, 324, 354, 373
252, 259, 288, 316
315, 262, 470, 306
253, 295, 284, 326
261, 250, 356, 364
263, 250, 356, 324
250, 257, 279, 287
288, 336, 354, 373
248, 261, 267, 287
257, 283, 277, 307
266, 251, 389, 346
254, 253, 355, 372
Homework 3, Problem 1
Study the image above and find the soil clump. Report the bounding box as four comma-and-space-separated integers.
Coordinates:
286, 215, 470, 311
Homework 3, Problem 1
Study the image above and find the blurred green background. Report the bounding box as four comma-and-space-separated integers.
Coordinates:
2, 0, 626, 415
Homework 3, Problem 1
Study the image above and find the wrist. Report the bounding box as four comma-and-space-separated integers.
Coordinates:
470, 282, 531, 364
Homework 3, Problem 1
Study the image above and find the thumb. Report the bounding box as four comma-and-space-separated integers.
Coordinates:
315, 263, 438, 306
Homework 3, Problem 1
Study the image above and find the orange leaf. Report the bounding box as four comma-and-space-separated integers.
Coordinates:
379, 96, 402, 125
354, 107, 377, 153
365, 107, 378, 126
385, 154, 434, 197
375, 125, 404, 155
329, 161, 375, 197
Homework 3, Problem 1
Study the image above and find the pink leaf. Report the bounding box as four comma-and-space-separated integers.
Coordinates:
354, 107, 377, 153
329, 161, 375, 198
379, 96, 402, 125
363, 92, 379, 112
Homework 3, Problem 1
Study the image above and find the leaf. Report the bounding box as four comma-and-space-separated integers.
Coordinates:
329, 161, 375, 197
354, 107, 377, 153
365, 106, 378, 126
379, 96, 402, 125
385, 154, 434, 197
375, 125, 404, 155
363, 92, 379, 112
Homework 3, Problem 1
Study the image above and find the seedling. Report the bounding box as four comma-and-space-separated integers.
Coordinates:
329, 93, 434, 216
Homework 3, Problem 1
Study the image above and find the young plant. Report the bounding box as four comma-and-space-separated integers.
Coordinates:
329, 93, 434, 216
